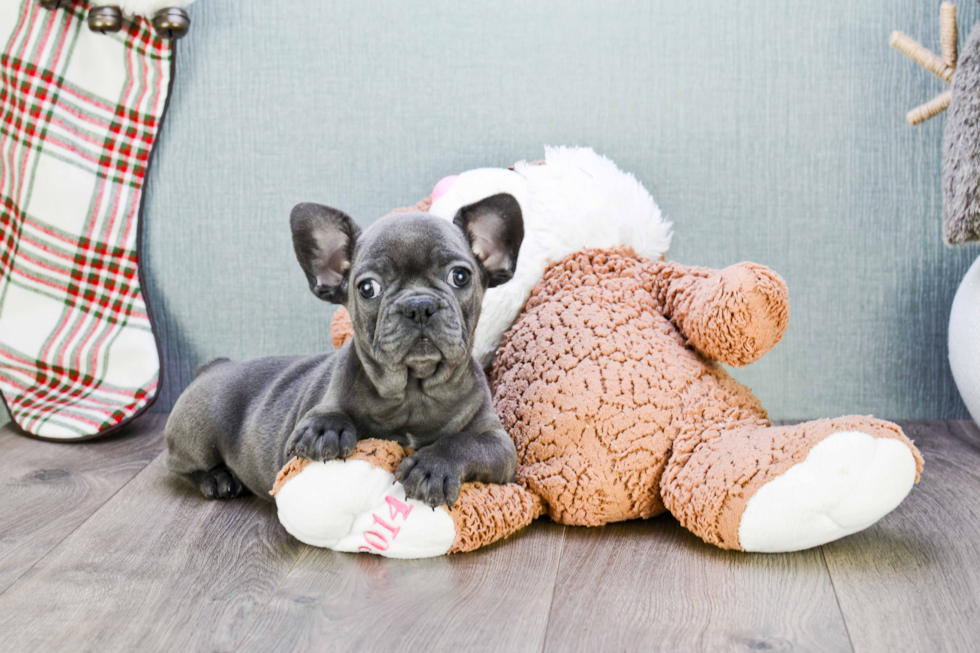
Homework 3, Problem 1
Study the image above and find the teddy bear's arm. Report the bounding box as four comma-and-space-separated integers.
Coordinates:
648, 261, 789, 367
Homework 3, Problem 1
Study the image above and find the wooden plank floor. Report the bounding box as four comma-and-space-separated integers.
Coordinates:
0, 418, 977, 653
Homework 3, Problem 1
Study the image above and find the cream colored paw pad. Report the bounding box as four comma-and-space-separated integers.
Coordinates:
738, 431, 917, 553
274, 460, 456, 558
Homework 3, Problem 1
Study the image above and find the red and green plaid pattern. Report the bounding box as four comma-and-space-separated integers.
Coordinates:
0, 1, 171, 438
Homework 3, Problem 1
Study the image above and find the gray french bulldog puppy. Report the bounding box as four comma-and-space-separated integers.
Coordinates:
165, 194, 524, 508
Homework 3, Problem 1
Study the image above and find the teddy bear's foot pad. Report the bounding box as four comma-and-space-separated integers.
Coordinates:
275, 459, 457, 558
738, 431, 917, 552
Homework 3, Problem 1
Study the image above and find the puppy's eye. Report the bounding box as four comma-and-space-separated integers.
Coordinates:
449, 267, 471, 289
357, 279, 382, 299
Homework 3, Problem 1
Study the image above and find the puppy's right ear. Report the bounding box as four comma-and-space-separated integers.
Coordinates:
453, 193, 524, 288
290, 203, 361, 303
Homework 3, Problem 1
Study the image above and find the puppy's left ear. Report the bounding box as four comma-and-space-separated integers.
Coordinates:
453, 193, 524, 288
290, 202, 362, 303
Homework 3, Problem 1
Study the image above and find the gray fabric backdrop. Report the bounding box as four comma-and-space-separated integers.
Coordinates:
126, 0, 980, 421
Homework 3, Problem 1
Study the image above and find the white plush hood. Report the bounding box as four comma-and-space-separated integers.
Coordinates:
429, 146, 672, 367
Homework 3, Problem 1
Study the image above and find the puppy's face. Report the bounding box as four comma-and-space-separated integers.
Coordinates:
347, 215, 481, 377
290, 194, 523, 379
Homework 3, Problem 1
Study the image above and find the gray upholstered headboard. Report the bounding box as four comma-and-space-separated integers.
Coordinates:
137, 0, 980, 420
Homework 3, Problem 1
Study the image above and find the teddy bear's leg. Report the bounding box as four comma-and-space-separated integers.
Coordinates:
272, 439, 542, 557
446, 483, 544, 553
660, 417, 923, 552
272, 440, 458, 557
645, 261, 789, 367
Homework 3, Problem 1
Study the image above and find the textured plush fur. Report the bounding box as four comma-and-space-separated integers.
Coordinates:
490, 248, 922, 550
428, 146, 672, 366
283, 148, 925, 556
943, 22, 980, 245
290, 246, 922, 556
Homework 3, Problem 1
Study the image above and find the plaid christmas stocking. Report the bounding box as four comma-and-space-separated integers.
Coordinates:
0, 1, 172, 439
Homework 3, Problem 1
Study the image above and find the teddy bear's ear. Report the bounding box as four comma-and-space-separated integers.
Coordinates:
290, 203, 362, 303
453, 193, 524, 288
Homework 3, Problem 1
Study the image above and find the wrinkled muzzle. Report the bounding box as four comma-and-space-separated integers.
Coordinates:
372, 292, 469, 373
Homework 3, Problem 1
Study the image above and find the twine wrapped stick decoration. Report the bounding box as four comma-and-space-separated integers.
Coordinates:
891, 2, 958, 125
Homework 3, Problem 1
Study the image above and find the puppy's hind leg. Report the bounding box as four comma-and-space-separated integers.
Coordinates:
167, 443, 251, 500
195, 464, 249, 500
166, 360, 253, 500
165, 408, 249, 500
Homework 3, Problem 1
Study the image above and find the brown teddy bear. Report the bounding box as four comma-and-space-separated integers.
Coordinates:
272, 150, 923, 557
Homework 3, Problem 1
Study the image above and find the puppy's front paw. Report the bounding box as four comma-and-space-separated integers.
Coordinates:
287, 413, 357, 462
396, 449, 465, 508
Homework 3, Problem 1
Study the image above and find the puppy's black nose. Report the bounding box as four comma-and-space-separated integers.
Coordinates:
400, 297, 439, 325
